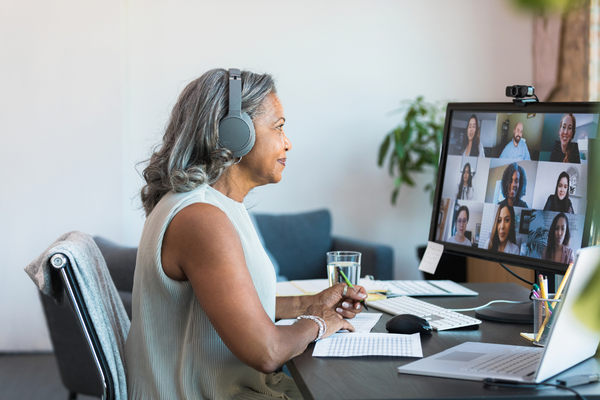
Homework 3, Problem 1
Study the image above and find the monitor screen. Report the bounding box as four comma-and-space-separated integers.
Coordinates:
430, 102, 599, 275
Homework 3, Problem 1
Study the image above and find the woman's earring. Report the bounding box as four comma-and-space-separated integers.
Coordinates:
234, 156, 243, 164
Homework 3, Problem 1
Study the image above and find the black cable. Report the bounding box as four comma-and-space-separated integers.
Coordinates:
499, 263, 534, 286
483, 380, 588, 400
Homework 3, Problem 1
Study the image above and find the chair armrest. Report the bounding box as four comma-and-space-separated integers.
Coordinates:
331, 237, 394, 280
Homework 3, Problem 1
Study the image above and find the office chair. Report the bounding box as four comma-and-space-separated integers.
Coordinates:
51, 253, 118, 399
25, 232, 129, 400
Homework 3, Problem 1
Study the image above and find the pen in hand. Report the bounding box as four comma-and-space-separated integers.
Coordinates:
336, 266, 369, 311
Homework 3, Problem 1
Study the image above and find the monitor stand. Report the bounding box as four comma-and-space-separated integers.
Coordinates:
475, 301, 533, 324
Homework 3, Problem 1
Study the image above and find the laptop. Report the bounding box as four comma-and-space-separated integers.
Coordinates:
398, 245, 600, 383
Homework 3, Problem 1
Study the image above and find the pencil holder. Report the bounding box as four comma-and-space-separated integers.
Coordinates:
532, 294, 561, 347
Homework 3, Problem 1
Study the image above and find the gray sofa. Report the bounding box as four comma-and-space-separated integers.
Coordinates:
40, 209, 393, 399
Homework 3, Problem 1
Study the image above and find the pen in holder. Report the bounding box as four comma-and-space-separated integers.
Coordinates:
532, 294, 561, 347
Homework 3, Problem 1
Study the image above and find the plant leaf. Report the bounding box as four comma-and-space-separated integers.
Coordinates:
378, 134, 391, 166
391, 187, 400, 205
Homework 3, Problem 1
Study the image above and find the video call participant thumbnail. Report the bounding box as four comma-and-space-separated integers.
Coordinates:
457, 163, 474, 200
543, 171, 574, 213
461, 114, 485, 157
499, 122, 531, 161
549, 113, 580, 163
498, 162, 528, 208
542, 212, 574, 264
447, 205, 473, 246
484, 204, 520, 255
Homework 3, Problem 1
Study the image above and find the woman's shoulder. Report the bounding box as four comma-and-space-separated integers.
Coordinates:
564, 246, 574, 255
569, 142, 581, 162
478, 141, 485, 157
506, 241, 520, 255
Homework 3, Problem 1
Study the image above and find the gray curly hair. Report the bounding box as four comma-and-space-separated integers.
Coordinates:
140, 68, 277, 216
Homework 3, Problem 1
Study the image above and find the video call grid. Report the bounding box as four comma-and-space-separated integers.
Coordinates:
437, 111, 598, 264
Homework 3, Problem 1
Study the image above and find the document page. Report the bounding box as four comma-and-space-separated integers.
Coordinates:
313, 333, 423, 358
276, 313, 382, 334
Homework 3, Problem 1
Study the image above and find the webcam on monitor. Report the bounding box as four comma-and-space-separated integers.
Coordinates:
505, 85, 536, 98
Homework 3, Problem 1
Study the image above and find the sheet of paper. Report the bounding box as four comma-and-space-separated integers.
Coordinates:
291, 279, 328, 294
339, 313, 382, 333
313, 333, 423, 357
275, 281, 306, 296
418, 241, 444, 274
275, 313, 382, 334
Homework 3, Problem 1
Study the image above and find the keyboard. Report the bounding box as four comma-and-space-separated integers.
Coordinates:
368, 296, 482, 331
462, 346, 542, 375
382, 280, 478, 297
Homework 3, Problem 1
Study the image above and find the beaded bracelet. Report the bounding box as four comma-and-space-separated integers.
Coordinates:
296, 315, 327, 342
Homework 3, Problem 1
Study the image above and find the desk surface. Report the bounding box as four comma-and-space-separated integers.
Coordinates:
286, 283, 600, 400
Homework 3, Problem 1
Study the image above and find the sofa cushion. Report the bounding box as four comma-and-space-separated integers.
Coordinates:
252, 209, 332, 281
249, 214, 286, 281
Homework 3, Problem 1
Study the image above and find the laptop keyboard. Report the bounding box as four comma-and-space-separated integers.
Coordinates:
463, 347, 542, 375
368, 296, 482, 331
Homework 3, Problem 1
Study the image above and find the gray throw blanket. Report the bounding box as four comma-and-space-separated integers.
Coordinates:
24, 231, 130, 400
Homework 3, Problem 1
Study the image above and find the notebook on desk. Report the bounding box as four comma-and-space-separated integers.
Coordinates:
276, 279, 478, 297
398, 245, 600, 384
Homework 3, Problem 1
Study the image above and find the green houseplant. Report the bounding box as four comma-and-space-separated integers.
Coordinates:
378, 96, 446, 205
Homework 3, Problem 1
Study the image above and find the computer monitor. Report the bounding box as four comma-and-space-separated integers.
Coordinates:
429, 102, 599, 322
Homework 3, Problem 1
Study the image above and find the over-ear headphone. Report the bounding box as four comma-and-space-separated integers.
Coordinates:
218, 68, 255, 158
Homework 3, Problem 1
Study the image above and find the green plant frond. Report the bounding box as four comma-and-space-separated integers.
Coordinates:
395, 142, 406, 160
391, 187, 400, 205
400, 124, 413, 146
379, 95, 448, 205
401, 171, 415, 186
405, 107, 417, 123
378, 134, 391, 166
393, 127, 402, 143
387, 154, 397, 176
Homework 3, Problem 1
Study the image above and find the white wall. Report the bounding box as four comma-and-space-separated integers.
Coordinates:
0, 0, 122, 351
1, 0, 533, 351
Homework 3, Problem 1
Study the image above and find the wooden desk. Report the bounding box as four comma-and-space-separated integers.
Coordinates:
286, 283, 600, 400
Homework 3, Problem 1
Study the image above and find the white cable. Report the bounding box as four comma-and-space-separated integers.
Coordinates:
448, 300, 524, 312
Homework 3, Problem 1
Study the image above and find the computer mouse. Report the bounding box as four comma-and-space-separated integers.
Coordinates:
386, 314, 433, 335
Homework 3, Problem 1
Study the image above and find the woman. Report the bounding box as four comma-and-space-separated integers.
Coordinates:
461, 114, 485, 157
543, 171, 574, 213
447, 205, 472, 246
125, 69, 366, 400
542, 213, 574, 264
549, 113, 580, 163
484, 204, 520, 255
498, 162, 528, 208
456, 163, 474, 200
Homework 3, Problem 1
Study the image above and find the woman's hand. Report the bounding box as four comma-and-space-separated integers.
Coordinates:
313, 283, 367, 319
303, 303, 356, 339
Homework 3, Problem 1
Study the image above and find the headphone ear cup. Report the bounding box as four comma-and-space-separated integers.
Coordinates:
218, 112, 255, 158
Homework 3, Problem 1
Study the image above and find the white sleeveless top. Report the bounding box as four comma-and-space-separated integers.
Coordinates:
124, 184, 301, 400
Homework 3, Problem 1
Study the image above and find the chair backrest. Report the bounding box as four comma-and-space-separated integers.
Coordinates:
25, 231, 129, 400
50, 253, 116, 400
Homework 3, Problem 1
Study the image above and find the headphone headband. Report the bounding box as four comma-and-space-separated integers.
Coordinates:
227, 69, 242, 115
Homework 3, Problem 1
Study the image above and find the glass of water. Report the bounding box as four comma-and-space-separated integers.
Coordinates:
327, 251, 362, 288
